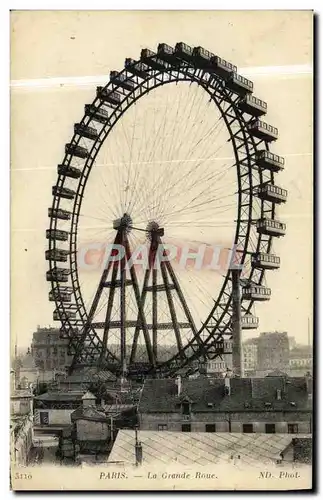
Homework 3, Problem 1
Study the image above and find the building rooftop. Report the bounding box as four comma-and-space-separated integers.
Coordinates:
56, 369, 117, 385
82, 391, 96, 400
103, 404, 135, 413
71, 405, 107, 422
11, 389, 33, 400
289, 346, 312, 359
31, 327, 70, 346
243, 338, 259, 346
34, 390, 85, 402
139, 376, 311, 413
260, 331, 288, 337
108, 430, 312, 467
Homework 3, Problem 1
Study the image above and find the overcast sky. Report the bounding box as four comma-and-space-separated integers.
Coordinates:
11, 11, 313, 351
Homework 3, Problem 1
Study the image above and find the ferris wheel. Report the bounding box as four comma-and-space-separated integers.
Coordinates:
46, 42, 287, 378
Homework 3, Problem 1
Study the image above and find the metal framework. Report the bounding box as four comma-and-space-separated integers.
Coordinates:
46, 42, 287, 378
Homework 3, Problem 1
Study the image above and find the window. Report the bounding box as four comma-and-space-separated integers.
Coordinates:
265, 424, 276, 434
182, 424, 191, 432
288, 424, 299, 434
205, 424, 216, 433
182, 402, 190, 415
40, 412, 49, 426
158, 424, 168, 431
242, 424, 253, 433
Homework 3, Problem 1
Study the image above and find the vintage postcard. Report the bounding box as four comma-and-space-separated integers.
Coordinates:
10, 10, 313, 491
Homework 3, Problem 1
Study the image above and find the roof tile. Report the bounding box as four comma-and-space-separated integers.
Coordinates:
139, 376, 311, 413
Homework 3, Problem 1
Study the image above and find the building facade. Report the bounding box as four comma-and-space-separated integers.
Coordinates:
257, 331, 290, 373
33, 390, 85, 428
288, 345, 313, 376
71, 393, 110, 443
31, 326, 72, 372
243, 338, 258, 375
206, 340, 233, 376
10, 369, 34, 466
138, 375, 312, 434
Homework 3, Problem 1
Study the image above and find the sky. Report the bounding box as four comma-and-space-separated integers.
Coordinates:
10, 10, 313, 351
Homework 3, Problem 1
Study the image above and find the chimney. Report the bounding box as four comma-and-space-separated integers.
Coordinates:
122, 359, 127, 378
224, 372, 231, 396
305, 372, 312, 400
10, 369, 16, 392
82, 391, 96, 408
175, 375, 182, 396
110, 415, 114, 442
120, 376, 127, 393
135, 427, 142, 466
